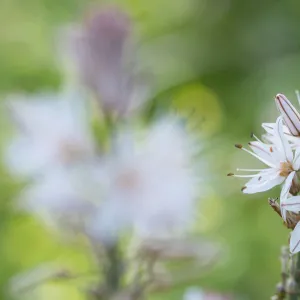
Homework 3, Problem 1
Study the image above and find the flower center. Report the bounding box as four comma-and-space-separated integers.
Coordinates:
59, 139, 88, 163
116, 168, 140, 191
279, 161, 294, 177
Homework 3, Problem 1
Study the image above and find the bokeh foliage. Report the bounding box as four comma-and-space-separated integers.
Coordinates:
1, 0, 300, 299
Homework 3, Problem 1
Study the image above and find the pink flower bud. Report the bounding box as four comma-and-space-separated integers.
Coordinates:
64, 6, 147, 117
275, 94, 300, 136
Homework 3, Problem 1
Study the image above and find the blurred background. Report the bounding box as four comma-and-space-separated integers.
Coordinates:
2, 0, 300, 299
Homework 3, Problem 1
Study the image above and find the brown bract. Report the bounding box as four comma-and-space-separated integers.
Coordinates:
269, 198, 300, 229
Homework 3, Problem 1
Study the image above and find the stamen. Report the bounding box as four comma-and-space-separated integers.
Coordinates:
241, 186, 246, 191
229, 173, 260, 178
236, 168, 264, 172
235, 144, 243, 149
250, 133, 263, 143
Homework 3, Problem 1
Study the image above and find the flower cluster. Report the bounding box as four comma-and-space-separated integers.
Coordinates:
229, 93, 300, 253
5, 6, 214, 300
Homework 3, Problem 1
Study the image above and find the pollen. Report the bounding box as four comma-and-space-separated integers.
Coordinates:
279, 161, 294, 177
235, 144, 243, 149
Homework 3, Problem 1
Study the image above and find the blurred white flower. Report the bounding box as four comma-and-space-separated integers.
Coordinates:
5, 89, 95, 177
18, 163, 102, 232
183, 287, 233, 300
61, 6, 149, 117
229, 116, 300, 194
89, 118, 198, 242
183, 287, 205, 300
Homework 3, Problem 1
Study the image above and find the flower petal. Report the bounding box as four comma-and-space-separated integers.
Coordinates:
280, 171, 295, 201
243, 170, 284, 194
262, 122, 291, 135
293, 147, 300, 171
281, 195, 300, 213
281, 205, 287, 222
273, 116, 293, 162
290, 222, 300, 254
248, 141, 275, 165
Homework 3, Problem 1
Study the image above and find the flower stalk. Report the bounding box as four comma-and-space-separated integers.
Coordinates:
105, 244, 123, 295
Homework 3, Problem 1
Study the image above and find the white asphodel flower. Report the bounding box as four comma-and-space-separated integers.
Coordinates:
18, 163, 102, 233
262, 93, 300, 146
228, 116, 300, 194
5, 89, 95, 177
88, 118, 198, 242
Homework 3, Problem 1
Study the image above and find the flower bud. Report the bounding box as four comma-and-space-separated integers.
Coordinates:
62, 6, 148, 117
275, 94, 300, 136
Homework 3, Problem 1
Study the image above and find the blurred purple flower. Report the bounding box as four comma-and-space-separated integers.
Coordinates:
63, 6, 148, 117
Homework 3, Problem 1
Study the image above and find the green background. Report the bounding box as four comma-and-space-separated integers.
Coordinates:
1, 0, 300, 299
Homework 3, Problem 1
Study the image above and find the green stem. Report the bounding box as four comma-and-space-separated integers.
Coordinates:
289, 295, 298, 300
105, 243, 122, 294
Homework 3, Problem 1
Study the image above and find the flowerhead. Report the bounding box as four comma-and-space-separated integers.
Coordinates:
228, 116, 300, 194
5, 90, 95, 177
88, 117, 199, 243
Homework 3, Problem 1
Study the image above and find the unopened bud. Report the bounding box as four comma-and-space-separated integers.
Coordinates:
63, 6, 148, 117
275, 94, 300, 136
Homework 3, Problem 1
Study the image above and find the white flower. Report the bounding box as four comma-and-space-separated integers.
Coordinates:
18, 163, 102, 233
229, 116, 300, 194
5, 89, 95, 177
183, 287, 205, 300
89, 118, 198, 242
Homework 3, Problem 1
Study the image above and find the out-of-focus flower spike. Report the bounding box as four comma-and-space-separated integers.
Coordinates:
275, 94, 300, 136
